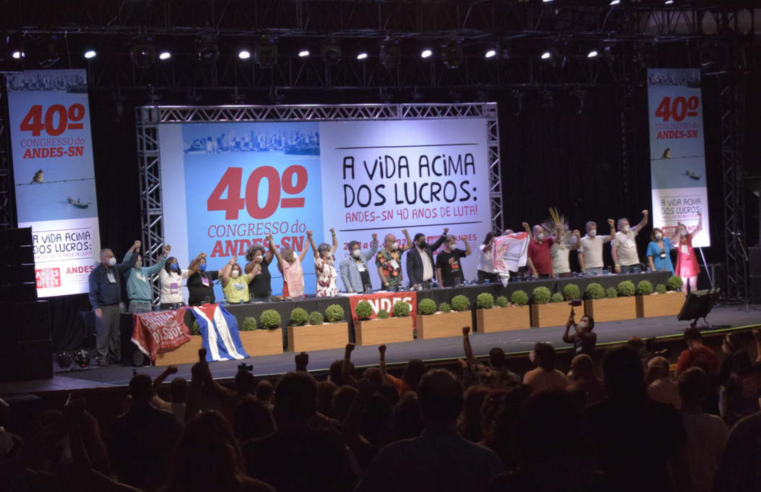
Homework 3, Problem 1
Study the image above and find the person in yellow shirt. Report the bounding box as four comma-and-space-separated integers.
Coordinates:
221, 256, 260, 304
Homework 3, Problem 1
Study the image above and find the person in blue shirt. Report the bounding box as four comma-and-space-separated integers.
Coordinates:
125, 244, 171, 314
646, 228, 675, 274
88, 240, 140, 366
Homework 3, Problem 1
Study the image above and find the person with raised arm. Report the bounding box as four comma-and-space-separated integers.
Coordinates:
267, 232, 310, 299
461, 326, 520, 388
159, 252, 203, 310
673, 211, 703, 297
612, 210, 649, 273
550, 224, 582, 278
563, 312, 597, 358
245, 240, 275, 303
579, 219, 616, 276
340, 234, 379, 293
476, 232, 499, 284
186, 251, 231, 306
375, 230, 411, 290
126, 244, 170, 313
646, 227, 676, 274
222, 256, 259, 304
406, 227, 448, 289
435, 234, 472, 287
309, 228, 339, 297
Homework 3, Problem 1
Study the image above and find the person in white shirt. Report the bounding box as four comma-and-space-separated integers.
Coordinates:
477, 232, 499, 284
612, 210, 648, 273
550, 224, 581, 278
159, 253, 203, 309
578, 219, 616, 276
646, 356, 680, 408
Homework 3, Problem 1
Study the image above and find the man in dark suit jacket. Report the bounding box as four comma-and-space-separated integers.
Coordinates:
406, 228, 448, 288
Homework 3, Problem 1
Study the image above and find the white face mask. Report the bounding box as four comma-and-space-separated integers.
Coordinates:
578, 321, 588, 330
390, 242, 399, 251
351, 249, 361, 258
679, 228, 687, 235
588, 229, 597, 238
655, 233, 663, 240
135, 261, 142, 269
529, 351, 536, 363
107, 257, 117, 267
536, 232, 545, 240
231, 270, 240, 279
621, 225, 631, 233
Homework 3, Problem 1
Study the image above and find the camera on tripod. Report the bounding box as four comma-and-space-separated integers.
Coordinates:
238, 363, 253, 372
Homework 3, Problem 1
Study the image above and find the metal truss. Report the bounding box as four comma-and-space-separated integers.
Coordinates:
137, 102, 503, 300
0, 77, 13, 230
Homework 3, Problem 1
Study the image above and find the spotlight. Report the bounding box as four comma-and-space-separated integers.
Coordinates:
664, 0, 673, 3
254, 38, 278, 68
357, 52, 368, 60
485, 49, 497, 59
380, 39, 401, 69
197, 36, 220, 64
421, 49, 433, 59
84, 50, 97, 60
541, 51, 552, 60
298, 50, 310, 58
442, 43, 463, 69
57, 352, 73, 371
322, 40, 342, 65
587, 50, 599, 58
159, 51, 171, 60
238, 49, 252, 60
130, 37, 156, 69
74, 349, 91, 369
39, 34, 60, 69
12, 51, 24, 59
610, 0, 620, 4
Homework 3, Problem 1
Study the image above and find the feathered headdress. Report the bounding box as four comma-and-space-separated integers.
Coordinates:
542, 207, 577, 248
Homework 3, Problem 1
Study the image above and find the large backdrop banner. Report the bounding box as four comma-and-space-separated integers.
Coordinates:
647, 68, 711, 247
159, 117, 493, 298
7, 69, 101, 297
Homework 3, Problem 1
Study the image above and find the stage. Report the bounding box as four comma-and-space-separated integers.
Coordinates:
1, 305, 758, 398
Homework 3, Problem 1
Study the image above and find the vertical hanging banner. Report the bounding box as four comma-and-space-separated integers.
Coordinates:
7, 70, 101, 297
647, 68, 710, 247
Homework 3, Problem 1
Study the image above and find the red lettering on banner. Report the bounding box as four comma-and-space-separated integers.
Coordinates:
35, 268, 61, 288
131, 309, 191, 362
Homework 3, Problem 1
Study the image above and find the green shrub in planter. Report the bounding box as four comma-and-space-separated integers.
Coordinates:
308, 311, 324, 326
637, 280, 654, 296
477, 293, 495, 309
618, 281, 636, 297
656, 284, 668, 295
667, 275, 684, 291
325, 304, 345, 323
532, 287, 552, 305
439, 302, 452, 313
418, 298, 437, 315
355, 301, 373, 320
510, 290, 529, 307
240, 317, 257, 331
586, 283, 605, 300
496, 296, 509, 308
377, 309, 389, 319
451, 295, 470, 312
260, 310, 282, 330
289, 307, 309, 326
190, 320, 200, 336
606, 287, 618, 299
392, 302, 411, 318
563, 284, 582, 301
551, 293, 565, 303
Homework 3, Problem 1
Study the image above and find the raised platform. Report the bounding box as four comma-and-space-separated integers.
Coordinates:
1, 304, 758, 398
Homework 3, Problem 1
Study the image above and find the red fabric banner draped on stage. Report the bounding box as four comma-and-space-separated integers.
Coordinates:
131, 309, 192, 362
348, 291, 418, 327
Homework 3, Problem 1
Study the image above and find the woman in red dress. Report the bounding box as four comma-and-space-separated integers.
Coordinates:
673, 211, 703, 297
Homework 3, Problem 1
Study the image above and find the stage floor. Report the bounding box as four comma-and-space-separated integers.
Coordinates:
2, 305, 759, 397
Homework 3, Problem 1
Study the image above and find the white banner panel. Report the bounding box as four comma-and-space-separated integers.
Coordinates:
647, 69, 710, 247
7, 70, 101, 297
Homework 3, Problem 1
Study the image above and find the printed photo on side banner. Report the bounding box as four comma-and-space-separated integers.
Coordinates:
182, 121, 323, 297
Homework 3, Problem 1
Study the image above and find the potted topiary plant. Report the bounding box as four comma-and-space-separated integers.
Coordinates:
287, 306, 349, 353
289, 307, 309, 327
496, 296, 509, 308
477, 293, 494, 310
583, 281, 636, 323
617, 281, 636, 297
236, 309, 283, 357
531, 286, 574, 328
636, 279, 685, 319
418, 298, 437, 316
241, 317, 258, 331
478, 289, 530, 333
354, 300, 414, 346
451, 295, 471, 312
667, 275, 684, 292
418, 294, 471, 340
439, 302, 451, 313
605, 287, 618, 299
562, 284, 582, 301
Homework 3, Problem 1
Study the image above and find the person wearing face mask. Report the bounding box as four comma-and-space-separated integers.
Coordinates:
125, 244, 171, 313
526, 225, 554, 279
435, 234, 472, 287
187, 254, 234, 306
245, 242, 275, 303
406, 228, 448, 289
221, 256, 259, 304
159, 253, 204, 310
646, 228, 675, 274
673, 211, 703, 297
563, 312, 597, 358
375, 230, 412, 290
549, 224, 582, 278
307, 228, 340, 297
88, 240, 140, 366
339, 234, 379, 294
612, 210, 649, 274
268, 232, 311, 299
578, 219, 616, 276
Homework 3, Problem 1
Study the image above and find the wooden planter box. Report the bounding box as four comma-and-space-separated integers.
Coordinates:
355, 317, 414, 346
584, 297, 637, 322
636, 293, 685, 319
241, 329, 284, 357
155, 336, 203, 367
531, 302, 582, 328
417, 311, 472, 340
287, 323, 349, 352
477, 306, 531, 333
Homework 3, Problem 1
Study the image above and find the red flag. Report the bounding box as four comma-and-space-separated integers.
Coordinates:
131, 309, 192, 362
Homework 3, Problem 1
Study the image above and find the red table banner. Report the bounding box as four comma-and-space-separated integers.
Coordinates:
131, 309, 192, 362
348, 291, 418, 328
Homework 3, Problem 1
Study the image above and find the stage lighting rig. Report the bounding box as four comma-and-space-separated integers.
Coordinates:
254, 38, 278, 68
197, 36, 219, 64
442, 42, 463, 69
84, 49, 97, 60
322, 40, 342, 65
38, 34, 60, 69
379, 39, 401, 69
74, 349, 90, 369
130, 36, 156, 69
159, 51, 171, 60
